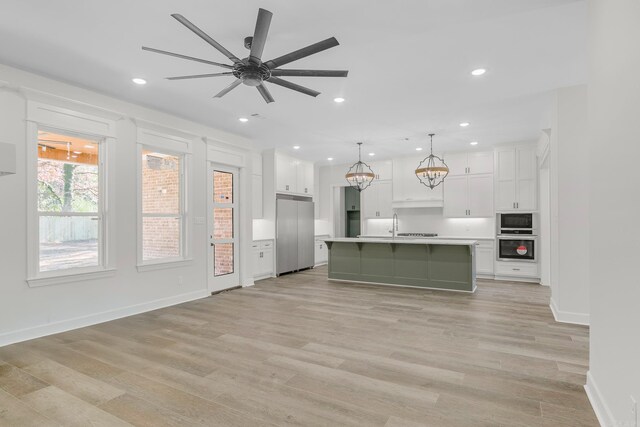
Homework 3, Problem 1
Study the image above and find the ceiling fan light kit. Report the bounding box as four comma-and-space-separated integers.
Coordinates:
143, 9, 348, 103
415, 134, 449, 189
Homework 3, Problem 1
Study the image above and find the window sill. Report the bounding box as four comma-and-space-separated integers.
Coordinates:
136, 258, 194, 272
27, 268, 117, 288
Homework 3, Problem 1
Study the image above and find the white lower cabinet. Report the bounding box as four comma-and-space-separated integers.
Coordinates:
475, 239, 495, 276
253, 240, 274, 279
315, 236, 329, 266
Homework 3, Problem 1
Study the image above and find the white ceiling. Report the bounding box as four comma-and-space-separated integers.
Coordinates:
0, 0, 586, 163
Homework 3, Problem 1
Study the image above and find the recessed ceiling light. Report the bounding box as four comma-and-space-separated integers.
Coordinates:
333, 97, 345, 103
470, 141, 478, 145
368, 152, 375, 157
327, 157, 334, 161
471, 68, 486, 76
73, 151, 82, 154
132, 78, 147, 85
84, 145, 95, 149
238, 117, 249, 122
293, 145, 300, 150
416, 147, 423, 151
460, 122, 470, 127
71, 155, 78, 159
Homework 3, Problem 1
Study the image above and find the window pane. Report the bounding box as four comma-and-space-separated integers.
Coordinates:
214, 243, 234, 276
39, 216, 99, 272
213, 208, 233, 239
142, 217, 181, 261
38, 132, 99, 213
142, 150, 180, 214
213, 170, 233, 204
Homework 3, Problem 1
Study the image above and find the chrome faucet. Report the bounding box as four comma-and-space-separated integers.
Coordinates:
392, 213, 399, 239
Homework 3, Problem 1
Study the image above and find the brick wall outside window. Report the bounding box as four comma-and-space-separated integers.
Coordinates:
142, 151, 182, 261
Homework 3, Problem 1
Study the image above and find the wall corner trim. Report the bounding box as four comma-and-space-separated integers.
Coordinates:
585, 371, 616, 427
549, 298, 590, 325
0, 289, 209, 348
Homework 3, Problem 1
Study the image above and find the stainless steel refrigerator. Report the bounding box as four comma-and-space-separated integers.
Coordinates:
276, 195, 315, 276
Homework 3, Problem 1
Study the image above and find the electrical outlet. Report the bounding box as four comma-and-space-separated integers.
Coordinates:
178, 276, 184, 286
631, 395, 637, 427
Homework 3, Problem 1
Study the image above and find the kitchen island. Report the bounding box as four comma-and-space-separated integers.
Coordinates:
324, 238, 477, 292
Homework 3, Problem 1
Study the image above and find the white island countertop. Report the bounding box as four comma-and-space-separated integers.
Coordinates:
324, 237, 478, 246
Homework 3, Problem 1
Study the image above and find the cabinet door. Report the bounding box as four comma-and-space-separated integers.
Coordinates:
443, 152, 468, 176
252, 174, 263, 219
303, 161, 314, 195
361, 183, 378, 219
261, 248, 274, 277
516, 147, 537, 211
467, 174, 494, 217
251, 244, 261, 277
275, 153, 295, 193
476, 248, 494, 275
443, 175, 469, 218
495, 148, 517, 210
376, 181, 393, 218
370, 160, 392, 181
467, 151, 494, 175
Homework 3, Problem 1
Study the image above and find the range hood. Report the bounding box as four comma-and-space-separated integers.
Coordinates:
391, 199, 444, 209
0, 142, 16, 176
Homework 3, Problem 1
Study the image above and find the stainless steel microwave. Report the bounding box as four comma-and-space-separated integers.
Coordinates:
497, 213, 537, 235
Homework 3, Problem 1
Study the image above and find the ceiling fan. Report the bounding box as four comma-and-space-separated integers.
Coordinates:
143, 9, 348, 103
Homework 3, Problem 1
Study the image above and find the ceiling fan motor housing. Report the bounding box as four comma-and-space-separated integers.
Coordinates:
233, 62, 271, 86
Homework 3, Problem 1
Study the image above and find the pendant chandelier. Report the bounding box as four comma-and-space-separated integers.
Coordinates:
345, 142, 375, 192
415, 133, 449, 189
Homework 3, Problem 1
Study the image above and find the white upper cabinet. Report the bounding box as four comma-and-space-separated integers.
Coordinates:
443, 174, 493, 218
362, 180, 393, 219
445, 151, 493, 176
494, 145, 537, 212
392, 155, 443, 206
368, 160, 392, 181
296, 160, 314, 195
275, 152, 296, 193
275, 152, 314, 196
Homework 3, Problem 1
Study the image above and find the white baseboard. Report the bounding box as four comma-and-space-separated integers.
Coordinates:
585, 371, 615, 427
549, 297, 590, 325
0, 289, 210, 348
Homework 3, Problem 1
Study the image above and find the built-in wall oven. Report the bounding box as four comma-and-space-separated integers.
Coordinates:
497, 213, 538, 262
497, 236, 537, 262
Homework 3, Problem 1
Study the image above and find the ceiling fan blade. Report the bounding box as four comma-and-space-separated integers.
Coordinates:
142, 46, 233, 69
214, 79, 242, 98
256, 84, 275, 103
270, 69, 348, 77
167, 72, 234, 80
249, 8, 273, 64
264, 37, 340, 69
171, 14, 242, 64
267, 76, 320, 97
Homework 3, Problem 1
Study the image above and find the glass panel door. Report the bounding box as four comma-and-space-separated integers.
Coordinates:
209, 165, 239, 291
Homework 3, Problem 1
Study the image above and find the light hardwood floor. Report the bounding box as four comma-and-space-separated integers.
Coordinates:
0, 266, 598, 426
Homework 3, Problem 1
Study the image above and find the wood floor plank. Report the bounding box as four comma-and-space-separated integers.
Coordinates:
0, 267, 598, 426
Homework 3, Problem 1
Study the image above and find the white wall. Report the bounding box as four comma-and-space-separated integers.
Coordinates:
0, 64, 254, 347
548, 85, 590, 325
586, 0, 640, 424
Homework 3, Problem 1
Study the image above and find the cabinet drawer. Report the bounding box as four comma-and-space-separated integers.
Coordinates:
495, 262, 538, 277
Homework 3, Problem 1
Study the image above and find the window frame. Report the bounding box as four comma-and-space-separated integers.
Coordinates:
136, 144, 191, 270
26, 105, 117, 288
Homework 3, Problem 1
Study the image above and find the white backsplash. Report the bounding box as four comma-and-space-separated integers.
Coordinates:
363, 208, 495, 237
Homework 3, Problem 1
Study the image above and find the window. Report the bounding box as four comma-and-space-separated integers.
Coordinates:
36, 130, 104, 273
140, 148, 185, 263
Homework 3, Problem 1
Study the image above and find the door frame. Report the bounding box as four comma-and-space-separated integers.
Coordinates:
207, 163, 240, 292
